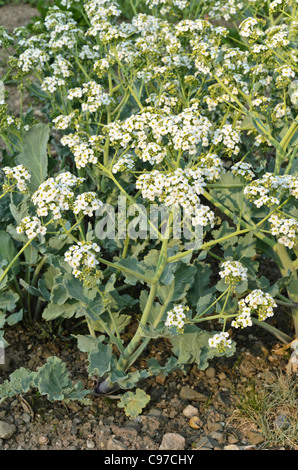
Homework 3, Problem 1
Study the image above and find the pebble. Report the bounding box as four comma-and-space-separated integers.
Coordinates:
182, 405, 199, 418
205, 367, 216, 379
246, 431, 265, 445
38, 435, 49, 446
106, 438, 127, 450
195, 435, 221, 450
86, 439, 95, 449
274, 414, 292, 430
0, 421, 17, 440
159, 433, 185, 450
179, 386, 207, 402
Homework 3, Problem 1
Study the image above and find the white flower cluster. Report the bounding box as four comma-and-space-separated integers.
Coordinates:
60, 133, 99, 169
112, 154, 135, 173
208, 331, 232, 352
269, 214, 298, 249
231, 162, 255, 181
135, 142, 167, 165
146, 0, 188, 11
64, 241, 101, 280
165, 304, 189, 332
269, 0, 286, 13
219, 260, 248, 285
198, 154, 225, 182
107, 106, 212, 162
206, 0, 245, 22
2, 165, 31, 192
32, 172, 84, 220
239, 17, 265, 41
234, 289, 277, 327
17, 47, 49, 73
244, 173, 298, 208
16, 216, 47, 239
67, 80, 113, 113
53, 112, 77, 130
211, 124, 241, 156
45, 7, 79, 51
275, 65, 296, 88
73, 192, 103, 216
41, 55, 73, 93
136, 168, 215, 227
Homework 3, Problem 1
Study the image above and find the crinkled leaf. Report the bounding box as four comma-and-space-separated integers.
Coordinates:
0, 290, 19, 311
87, 341, 113, 377
117, 388, 150, 417
170, 324, 236, 370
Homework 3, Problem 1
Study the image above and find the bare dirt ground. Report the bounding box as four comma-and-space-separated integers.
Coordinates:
0, 3, 297, 452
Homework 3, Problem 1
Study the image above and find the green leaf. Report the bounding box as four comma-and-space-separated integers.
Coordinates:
33, 356, 73, 401
0, 290, 19, 311
7, 309, 23, 326
50, 283, 69, 305
0, 358, 91, 405
15, 123, 49, 192
157, 262, 196, 306
42, 301, 83, 321
188, 262, 216, 307
117, 388, 150, 417
0, 368, 36, 404
75, 334, 105, 353
0, 230, 20, 276
170, 324, 236, 370
87, 341, 113, 377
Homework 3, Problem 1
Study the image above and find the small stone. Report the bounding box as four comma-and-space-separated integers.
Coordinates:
110, 424, 138, 439
0, 421, 17, 440
228, 434, 240, 444
22, 413, 31, 424
205, 367, 216, 379
155, 373, 166, 385
38, 435, 49, 446
182, 405, 199, 418
179, 386, 207, 402
274, 414, 292, 430
195, 436, 213, 450
246, 431, 265, 445
224, 444, 240, 450
107, 438, 127, 450
147, 408, 162, 418
86, 439, 95, 449
159, 433, 185, 450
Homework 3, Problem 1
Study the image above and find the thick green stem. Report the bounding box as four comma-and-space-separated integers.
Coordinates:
274, 243, 298, 338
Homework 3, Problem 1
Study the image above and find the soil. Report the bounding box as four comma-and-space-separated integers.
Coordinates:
0, 3, 297, 452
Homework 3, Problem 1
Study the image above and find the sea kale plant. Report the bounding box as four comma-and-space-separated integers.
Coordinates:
0, 0, 297, 416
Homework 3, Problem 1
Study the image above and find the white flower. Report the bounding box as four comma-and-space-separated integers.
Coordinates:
73, 192, 103, 216
64, 241, 101, 280
2, 165, 31, 192
32, 172, 84, 220
165, 304, 189, 332
219, 260, 248, 285
208, 331, 232, 352
17, 216, 46, 239
237, 289, 277, 322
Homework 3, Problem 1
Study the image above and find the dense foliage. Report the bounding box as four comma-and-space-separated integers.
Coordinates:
0, 0, 297, 416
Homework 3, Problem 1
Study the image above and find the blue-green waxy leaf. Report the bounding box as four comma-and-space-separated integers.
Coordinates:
170, 325, 236, 370
16, 123, 49, 192
0, 290, 19, 311
87, 341, 113, 377
0, 230, 20, 276
117, 388, 150, 417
